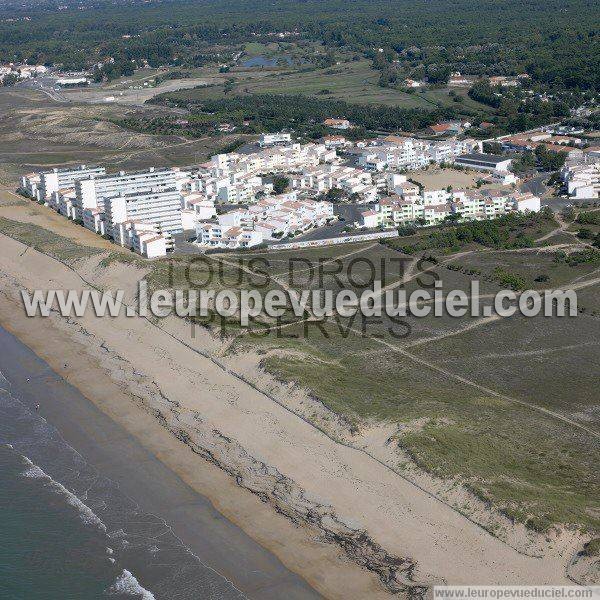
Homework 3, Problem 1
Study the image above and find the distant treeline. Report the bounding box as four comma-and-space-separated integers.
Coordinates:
0, 0, 597, 91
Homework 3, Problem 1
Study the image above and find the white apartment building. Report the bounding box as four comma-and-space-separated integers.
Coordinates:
82, 208, 106, 236
209, 143, 336, 178
38, 165, 106, 201
20, 173, 41, 199
291, 165, 377, 201
561, 161, 600, 199
322, 135, 351, 149
357, 137, 482, 172
195, 193, 334, 247
361, 188, 540, 228
52, 188, 78, 219
180, 193, 217, 230
510, 192, 541, 213
74, 167, 188, 213
358, 138, 429, 171
218, 208, 255, 229
196, 222, 263, 249
215, 173, 271, 203
113, 220, 173, 258
104, 188, 184, 237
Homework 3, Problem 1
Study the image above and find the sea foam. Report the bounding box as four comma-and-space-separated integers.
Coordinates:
20, 456, 107, 532
106, 569, 155, 599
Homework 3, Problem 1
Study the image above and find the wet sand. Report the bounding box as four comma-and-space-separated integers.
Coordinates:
0, 324, 322, 600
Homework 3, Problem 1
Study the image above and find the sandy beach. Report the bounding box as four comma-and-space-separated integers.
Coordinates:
0, 225, 584, 597
0, 324, 323, 599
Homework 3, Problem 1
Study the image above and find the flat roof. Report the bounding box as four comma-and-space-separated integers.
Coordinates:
455, 153, 510, 165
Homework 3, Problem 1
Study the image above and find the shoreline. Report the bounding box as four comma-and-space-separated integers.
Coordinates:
0, 323, 324, 600
0, 286, 390, 599
0, 227, 584, 595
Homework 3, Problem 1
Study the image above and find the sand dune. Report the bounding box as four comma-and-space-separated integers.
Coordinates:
0, 231, 582, 597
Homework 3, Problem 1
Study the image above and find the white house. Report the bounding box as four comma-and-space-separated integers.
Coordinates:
259, 132, 292, 147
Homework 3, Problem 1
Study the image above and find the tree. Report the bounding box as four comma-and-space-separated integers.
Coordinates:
272, 175, 289, 194
0, 73, 20, 87
325, 187, 345, 202
535, 145, 567, 171
483, 141, 503, 154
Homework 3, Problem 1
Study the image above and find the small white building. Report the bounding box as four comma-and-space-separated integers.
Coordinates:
360, 210, 382, 228
259, 132, 292, 147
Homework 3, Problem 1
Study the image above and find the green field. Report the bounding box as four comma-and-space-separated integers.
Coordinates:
164, 60, 494, 115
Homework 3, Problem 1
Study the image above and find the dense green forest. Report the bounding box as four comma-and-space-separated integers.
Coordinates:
151, 93, 452, 133
1, 0, 598, 90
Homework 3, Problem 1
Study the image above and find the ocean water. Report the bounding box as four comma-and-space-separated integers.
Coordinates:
0, 371, 247, 600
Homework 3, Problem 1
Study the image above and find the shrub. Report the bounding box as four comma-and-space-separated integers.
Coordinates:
583, 538, 600, 557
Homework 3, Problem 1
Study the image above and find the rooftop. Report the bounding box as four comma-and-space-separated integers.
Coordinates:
456, 153, 510, 166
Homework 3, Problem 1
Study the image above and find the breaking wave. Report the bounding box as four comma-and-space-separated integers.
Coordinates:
106, 570, 155, 599
20, 455, 107, 532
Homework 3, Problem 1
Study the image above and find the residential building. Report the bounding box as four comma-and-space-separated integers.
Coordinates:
113, 221, 173, 258
427, 123, 452, 136
196, 222, 263, 249
323, 118, 352, 130
50, 188, 78, 219
38, 165, 106, 201
74, 167, 187, 214
321, 135, 350, 149
561, 161, 600, 199
82, 208, 106, 236
104, 188, 184, 237
20, 173, 41, 199
259, 132, 292, 147
180, 193, 217, 230
360, 187, 540, 228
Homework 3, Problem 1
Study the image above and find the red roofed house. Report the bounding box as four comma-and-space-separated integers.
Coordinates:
323, 118, 352, 130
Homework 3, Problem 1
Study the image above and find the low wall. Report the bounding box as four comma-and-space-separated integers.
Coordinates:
268, 230, 398, 250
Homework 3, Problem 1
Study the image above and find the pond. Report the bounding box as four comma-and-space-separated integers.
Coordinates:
240, 55, 293, 67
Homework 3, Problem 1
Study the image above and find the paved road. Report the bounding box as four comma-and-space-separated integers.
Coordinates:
519, 173, 548, 196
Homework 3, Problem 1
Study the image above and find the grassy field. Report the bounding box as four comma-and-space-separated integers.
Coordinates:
163, 60, 495, 115
225, 239, 600, 535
